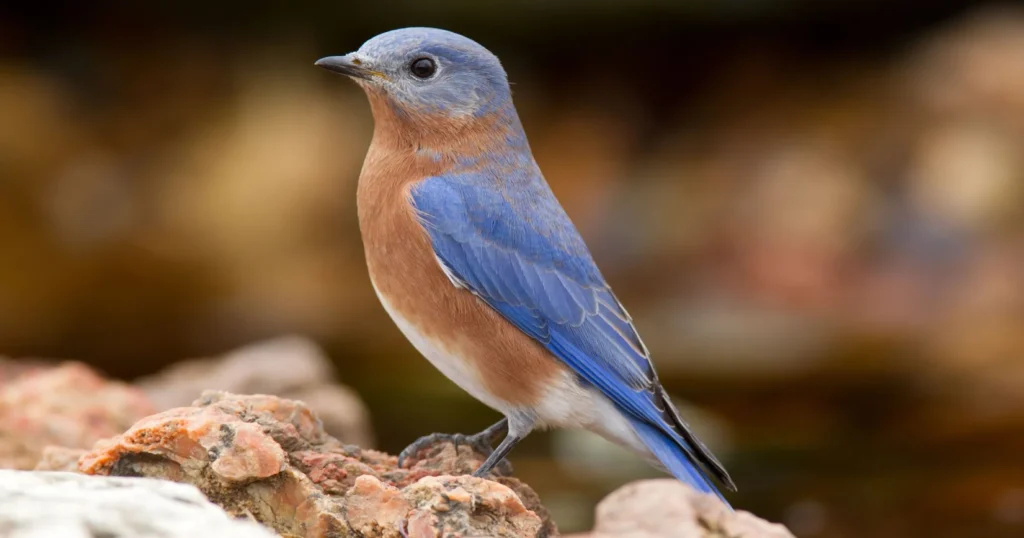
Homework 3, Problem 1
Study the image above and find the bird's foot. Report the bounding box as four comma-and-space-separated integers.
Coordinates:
397, 419, 512, 476
396, 432, 484, 466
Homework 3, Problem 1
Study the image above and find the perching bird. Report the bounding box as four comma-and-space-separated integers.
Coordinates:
316, 27, 736, 502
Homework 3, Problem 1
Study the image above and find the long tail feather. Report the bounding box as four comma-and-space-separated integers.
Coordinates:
628, 416, 732, 508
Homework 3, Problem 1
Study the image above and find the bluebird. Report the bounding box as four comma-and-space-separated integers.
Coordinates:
316, 27, 736, 502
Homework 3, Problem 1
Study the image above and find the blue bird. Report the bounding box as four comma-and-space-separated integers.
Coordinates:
316, 27, 736, 503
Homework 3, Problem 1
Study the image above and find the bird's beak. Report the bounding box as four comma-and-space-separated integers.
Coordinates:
315, 54, 384, 81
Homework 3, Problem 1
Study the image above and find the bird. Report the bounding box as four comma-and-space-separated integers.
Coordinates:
316, 27, 736, 503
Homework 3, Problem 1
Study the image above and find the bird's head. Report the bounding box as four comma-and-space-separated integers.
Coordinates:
317, 28, 514, 129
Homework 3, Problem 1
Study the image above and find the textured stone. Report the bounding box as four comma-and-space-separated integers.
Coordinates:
136, 336, 374, 447
0, 362, 156, 470
343, 474, 543, 538
569, 479, 794, 538
0, 470, 276, 538
78, 391, 553, 537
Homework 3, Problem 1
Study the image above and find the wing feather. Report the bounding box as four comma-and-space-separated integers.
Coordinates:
411, 173, 734, 490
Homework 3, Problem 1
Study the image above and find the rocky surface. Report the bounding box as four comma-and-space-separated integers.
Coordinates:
0, 362, 155, 470
0, 469, 276, 538
569, 480, 794, 538
0, 357, 48, 384
76, 391, 554, 537
0, 360, 789, 537
136, 336, 374, 447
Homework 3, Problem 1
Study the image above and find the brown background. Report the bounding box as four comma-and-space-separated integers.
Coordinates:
1, 1, 1023, 536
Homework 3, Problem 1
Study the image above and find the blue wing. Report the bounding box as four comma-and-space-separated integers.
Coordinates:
410, 171, 735, 499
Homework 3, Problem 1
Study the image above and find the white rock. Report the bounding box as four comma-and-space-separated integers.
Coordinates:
0, 470, 277, 538
567, 479, 794, 538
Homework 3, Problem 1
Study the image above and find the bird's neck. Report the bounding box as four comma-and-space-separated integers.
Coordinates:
365, 93, 531, 166
357, 95, 536, 237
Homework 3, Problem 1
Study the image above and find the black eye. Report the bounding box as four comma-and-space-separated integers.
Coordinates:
410, 57, 436, 78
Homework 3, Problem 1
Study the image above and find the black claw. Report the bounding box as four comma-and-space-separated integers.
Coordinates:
397, 432, 459, 468
396, 419, 513, 475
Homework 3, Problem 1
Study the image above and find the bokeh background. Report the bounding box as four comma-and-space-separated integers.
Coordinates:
2, 1, 1023, 536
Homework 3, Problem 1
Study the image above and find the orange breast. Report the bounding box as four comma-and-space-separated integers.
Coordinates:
356, 145, 564, 408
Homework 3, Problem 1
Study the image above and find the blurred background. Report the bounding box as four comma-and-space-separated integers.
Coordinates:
1, 1, 1023, 536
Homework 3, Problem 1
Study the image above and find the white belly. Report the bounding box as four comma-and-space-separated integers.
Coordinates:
534, 370, 649, 454
373, 283, 650, 457
372, 284, 515, 415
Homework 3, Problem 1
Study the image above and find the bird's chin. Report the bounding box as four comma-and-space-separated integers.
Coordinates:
356, 81, 392, 104
353, 78, 383, 91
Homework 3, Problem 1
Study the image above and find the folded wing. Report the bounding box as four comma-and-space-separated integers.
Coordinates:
410, 172, 735, 496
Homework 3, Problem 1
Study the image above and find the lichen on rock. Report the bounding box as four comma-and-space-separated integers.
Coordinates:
136, 336, 375, 447
1, 359, 791, 538
77, 390, 554, 537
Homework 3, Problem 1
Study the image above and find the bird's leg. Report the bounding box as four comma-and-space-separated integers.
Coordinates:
471, 417, 510, 446
471, 431, 523, 477
397, 418, 509, 469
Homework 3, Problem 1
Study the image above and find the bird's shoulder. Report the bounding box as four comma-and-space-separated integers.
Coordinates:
411, 169, 598, 280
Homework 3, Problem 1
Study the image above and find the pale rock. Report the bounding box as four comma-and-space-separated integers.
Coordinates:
0, 470, 276, 538
569, 479, 794, 538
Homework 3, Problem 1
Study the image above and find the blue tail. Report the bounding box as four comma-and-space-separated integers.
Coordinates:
628, 416, 732, 508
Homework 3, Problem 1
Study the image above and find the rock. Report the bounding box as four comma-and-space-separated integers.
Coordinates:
34, 446, 88, 472
344, 474, 543, 538
0, 356, 49, 384
136, 336, 374, 447
569, 479, 793, 538
0, 362, 156, 470
0, 470, 276, 538
78, 391, 554, 537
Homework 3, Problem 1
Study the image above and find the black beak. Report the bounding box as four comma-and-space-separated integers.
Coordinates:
315, 55, 375, 80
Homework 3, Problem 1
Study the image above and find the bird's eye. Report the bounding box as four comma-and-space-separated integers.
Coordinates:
410, 58, 436, 79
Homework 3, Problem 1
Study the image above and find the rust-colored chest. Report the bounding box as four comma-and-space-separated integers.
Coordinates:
355, 139, 563, 408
